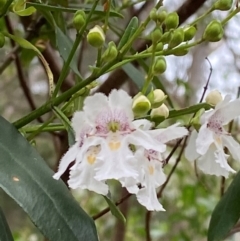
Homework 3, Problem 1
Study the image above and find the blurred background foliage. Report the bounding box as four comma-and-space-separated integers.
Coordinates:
1, 0, 240, 240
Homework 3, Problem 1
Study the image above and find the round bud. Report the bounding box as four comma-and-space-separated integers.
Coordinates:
168, 28, 184, 49
156, 42, 163, 51
73, 14, 86, 31
148, 89, 167, 108
87, 25, 105, 48
157, 10, 167, 23
102, 41, 118, 62
184, 26, 197, 41
132, 94, 151, 117
164, 12, 179, 30
203, 20, 223, 42
173, 48, 188, 56
214, 0, 233, 11
0, 33, 5, 48
205, 90, 223, 106
150, 8, 158, 21
160, 31, 172, 44
150, 104, 169, 121
151, 28, 162, 44
153, 56, 167, 75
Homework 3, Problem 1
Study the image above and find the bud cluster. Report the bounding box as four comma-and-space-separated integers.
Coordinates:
132, 89, 169, 122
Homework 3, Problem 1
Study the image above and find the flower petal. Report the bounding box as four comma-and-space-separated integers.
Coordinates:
185, 130, 200, 161
196, 124, 214, 155
222, 135, 240, 161
108, 89, 133, 120
132, 119, 153, 130
53, 143, 80, 180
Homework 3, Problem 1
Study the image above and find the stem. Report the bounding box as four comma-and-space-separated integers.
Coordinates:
23, 124, 65, 133
221, 7, 240, 26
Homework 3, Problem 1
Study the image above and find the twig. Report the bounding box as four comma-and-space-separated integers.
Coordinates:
145, 210, 152, 241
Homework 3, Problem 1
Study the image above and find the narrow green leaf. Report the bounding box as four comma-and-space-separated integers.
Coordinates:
0, 116, 99, 241
208, 171, 240, 241
117, 17, 139, 50
26, 2, 123, 18
103, 196, 126, 223
55, 27, 82, 77
122, 63, 151, 91
0, 208, 14, 241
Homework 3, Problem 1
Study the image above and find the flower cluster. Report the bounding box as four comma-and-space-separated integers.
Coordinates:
185, 94, 240, 177
53, 89, 188, 211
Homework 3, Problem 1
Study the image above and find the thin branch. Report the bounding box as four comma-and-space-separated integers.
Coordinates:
145, 210, 152, 241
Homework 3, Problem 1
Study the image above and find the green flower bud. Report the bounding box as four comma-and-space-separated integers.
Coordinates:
205, 90, 223, 106
0, 0, 6, 12
102, 41, 118, 62
164, 12, 179, 30
87, 25, 105, 48
157, 10, 167, 24
173, 48, 188, 56
160, 31, 172, 44
151, 28, 162, 44
0, 33, 5, 48
73, 14, 86, 31
132, 93, 151, 117
156, 42, 164, 51
184, 26, 197, 41
150, 104, 169, 122
214, 0, 233, 11
148, 89, 167, 108
153, 56, 167, 75
203, 20, 223, 42
150, 8, 158, 21
168, 28, 184, 49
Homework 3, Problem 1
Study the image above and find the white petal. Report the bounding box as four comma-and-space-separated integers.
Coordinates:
222, 135, 240, 161
155, 124, 188, 143
196, 124, 214, 155
109, 89, 134, 120
128, 129, 166, 152
132, 119, 153, 130
69, 161, 109, 195
197, 145, 231, 177
185, 130, 200, 161
83, 93, 109, 122
53, 143, 80, 180
215, 94, 231, 110
136, 187, 165, 211
213, 99, 240, 125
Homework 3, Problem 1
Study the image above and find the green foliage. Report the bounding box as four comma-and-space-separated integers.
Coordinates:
0, 208, 14, 241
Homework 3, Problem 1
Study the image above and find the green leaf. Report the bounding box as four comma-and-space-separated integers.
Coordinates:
208, 171, 240, 241
55, 27, 82, 77
0, 116, 99, 241
103, 196, 126, 223
0, 208, 14, 241
117, 16, 138, 50
122, 63, 152, 91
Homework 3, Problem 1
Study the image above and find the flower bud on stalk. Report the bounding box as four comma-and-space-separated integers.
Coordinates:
203, 20, 223, 42
152, 56, 167, 75
73, 10, 86, 31
102, 41, 118, 62
87, 25, 105, 48
205, 90, 223, 106
168, 28, 184, 49
150, 8, 158, 21
132, 93, 151, 117
157, 10, 167, 24
164, 12, 179, 30
184, 26, 197, 41
214, 0, 233, 11
148, 89, 167, 108
0, 33, 5, 48
150, 104, 169, 122
151, 28, 162, 45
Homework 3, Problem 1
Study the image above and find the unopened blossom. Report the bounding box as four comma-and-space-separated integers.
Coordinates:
185, 95, 240, 177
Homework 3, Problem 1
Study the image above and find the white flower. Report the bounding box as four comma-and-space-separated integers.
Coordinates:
120, 123, 188, 211
53, 89, 165, 197
185, 95, 240, 177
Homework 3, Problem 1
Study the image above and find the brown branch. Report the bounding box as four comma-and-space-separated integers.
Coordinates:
96, 0, 208, 95
145, 211, 152, 241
